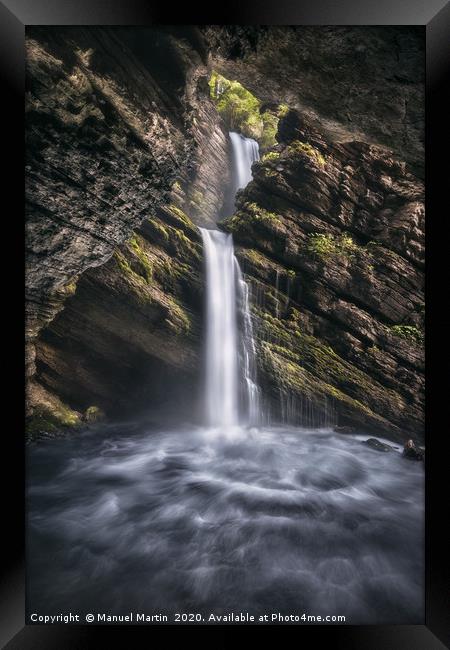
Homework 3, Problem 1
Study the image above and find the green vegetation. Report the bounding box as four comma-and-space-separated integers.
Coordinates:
225, 202, 283, 234
147, 218, 169, 242
288, 140, 326, 167
114, 250, 134, 277
242, 248, 269, 268
128, 235, 153, 283
277, 103, 290, 118
208, 71, 279, 147
54, 277, 78, 298
26, 403, 81, 438
165, 204, 197, 235
165, 302, 191, 335
246, 202, 280, 223
306, 232, 358, 260
84, 406, 105, 423
260, 112, 279, 149
253, 305, 402, 427
389, 324, 423, 344
261, 151, 280, 163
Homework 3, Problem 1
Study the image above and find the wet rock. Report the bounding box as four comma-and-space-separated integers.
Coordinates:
334, 426, 355, 435
84, 406, 106, 423
363, 438, 397, 452
402, 439, 424, 461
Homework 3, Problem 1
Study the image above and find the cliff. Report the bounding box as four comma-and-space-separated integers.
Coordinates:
25, 26, 424, 442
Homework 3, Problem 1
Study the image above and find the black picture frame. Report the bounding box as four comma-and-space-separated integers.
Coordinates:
2, 1, 449, 647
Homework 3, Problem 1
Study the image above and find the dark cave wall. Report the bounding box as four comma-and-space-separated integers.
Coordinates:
203, 26, 425, 176
26, 26, 424, 442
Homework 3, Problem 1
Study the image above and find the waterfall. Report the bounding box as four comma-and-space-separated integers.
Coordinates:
200, 228, 261, 429
229, 131, 260, 193
200, 229, 239, 428
200, 131, 260, 429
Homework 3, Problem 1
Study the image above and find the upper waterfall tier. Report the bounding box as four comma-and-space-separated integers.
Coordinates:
229, 131, 260, 195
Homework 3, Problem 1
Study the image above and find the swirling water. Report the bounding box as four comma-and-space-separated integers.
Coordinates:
27, 424, 424, 623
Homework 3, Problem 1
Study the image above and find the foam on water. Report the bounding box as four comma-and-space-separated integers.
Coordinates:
27, 425, 424, 623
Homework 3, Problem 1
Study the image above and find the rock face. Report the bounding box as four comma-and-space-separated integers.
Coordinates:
223, 111, 424, 440
203, 26, 425, 176
25, 26, 424, 443
25, 26, 230, 420
35, 205, 204, 422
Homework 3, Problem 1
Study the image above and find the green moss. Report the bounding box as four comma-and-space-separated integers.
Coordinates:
114, 248, 155, 307
260, 111, 279, 149
165, 301, 191, 335
165, 204, 196, 233
54, 277, 78, 298
277, 103, 290, 118
242, 248, 269, 268
306, 232, 359, 260
254, 304, 403, 420
246, 202, 281, 223
84, 406, 105, 423
147, 218, 169, 242
389, 324, 423, 344
288, 140, 326, 167
26, 403, 81, 437
224, 202, 283, 235
114, 250, 134, 277
261, 151, 280, 163
128, 235, 153, 283
209, 70, 279, 146
64, 280, 77, 295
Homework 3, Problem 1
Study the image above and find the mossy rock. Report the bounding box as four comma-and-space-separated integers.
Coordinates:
305, 232, 361, 261
388, 324, 423, 345
208, 70, 279, 147
26, 403, 82, 439
288, 140, 326, 167
84, 405, 106, 423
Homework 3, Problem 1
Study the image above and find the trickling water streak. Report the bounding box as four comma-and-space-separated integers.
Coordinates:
236, 262, 261, 425
275, 270, 280, 319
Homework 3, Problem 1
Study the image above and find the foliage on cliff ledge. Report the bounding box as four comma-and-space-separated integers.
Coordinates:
261, 151, 280, 163
288, 140, 326, 167
306, 232, 359, 260
209, 71, 280, 148
389, 324, 423, 345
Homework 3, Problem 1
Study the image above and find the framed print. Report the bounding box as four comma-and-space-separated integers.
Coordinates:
1, 0, 449, 647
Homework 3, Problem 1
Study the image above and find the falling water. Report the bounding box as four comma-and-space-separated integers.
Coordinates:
229, 131, 260, 192
200, 228, 239, 428
235, 261, 261, 425
200, 131, 261, 428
